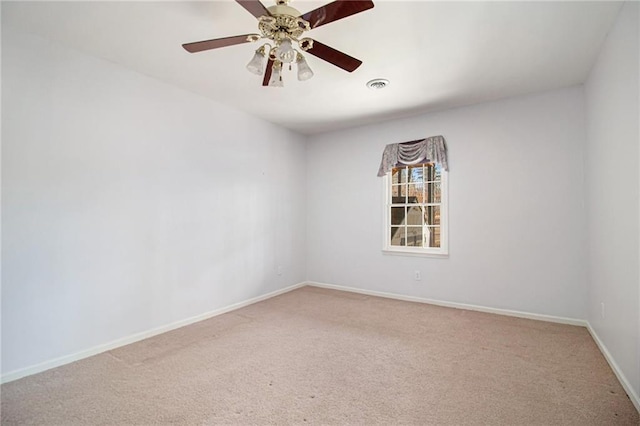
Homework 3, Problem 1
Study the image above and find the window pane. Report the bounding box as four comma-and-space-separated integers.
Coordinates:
425, 182, 442, 203
433, 164, 442, 181
424, 226, 441, 248
408, 165, 424, 183
424, 206, 441, 226
392, 168, 401, 184
391, 184, 399, 198
392, 167, 408, 184
390, 227, 405, 246
391, 207, 405, 226
406, 206, 423, 225
407, 183, 423, 203
391, 184, 406, 203
406, 227, 423, 247
425, 163, 441, 182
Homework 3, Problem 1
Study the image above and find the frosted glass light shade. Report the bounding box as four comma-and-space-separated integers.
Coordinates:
276, 39, 296, 64
246, 48, 267, 75
268, 62, 284, 87
296, 54, 314, 81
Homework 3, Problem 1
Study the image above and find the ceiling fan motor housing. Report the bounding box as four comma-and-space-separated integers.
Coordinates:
262, 4, 309, 42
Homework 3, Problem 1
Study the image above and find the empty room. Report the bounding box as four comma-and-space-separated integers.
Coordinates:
1, 0, 639, 424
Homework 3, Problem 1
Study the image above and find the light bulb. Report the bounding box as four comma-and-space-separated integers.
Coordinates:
246, 46, 267, 75
276, 39, 296, 64
268, 61, 284, 87
296, 53, 314, 81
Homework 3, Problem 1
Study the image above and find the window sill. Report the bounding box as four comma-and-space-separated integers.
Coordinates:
382, 249, 449, 258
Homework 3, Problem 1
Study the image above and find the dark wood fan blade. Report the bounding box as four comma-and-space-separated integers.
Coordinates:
305, 39, 362, 72
300, 0, 374, 29
236, 0, 271, 19
182, 34, 254, 53
262, 58, 275, 86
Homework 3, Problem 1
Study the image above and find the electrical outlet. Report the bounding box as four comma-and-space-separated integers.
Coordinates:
601, 302, 605, 319
277, 265, 283, 276
414, 270, 421, 281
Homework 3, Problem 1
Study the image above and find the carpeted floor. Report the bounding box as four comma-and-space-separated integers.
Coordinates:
1, 286, 638, 425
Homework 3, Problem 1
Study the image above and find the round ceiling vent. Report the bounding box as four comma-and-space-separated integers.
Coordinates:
366, 78, 390, 90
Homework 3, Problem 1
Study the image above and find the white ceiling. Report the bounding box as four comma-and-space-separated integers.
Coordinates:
2, 1, 622, 135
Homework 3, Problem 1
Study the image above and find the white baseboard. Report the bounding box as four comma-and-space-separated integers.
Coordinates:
1, 282, 306, 384
308, 281, 640, 414
587, 323, 640, 413
306, 281, 587, 326
8, 280, 638, 417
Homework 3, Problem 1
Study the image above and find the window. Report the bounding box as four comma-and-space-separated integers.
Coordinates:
383, 162, 448, 256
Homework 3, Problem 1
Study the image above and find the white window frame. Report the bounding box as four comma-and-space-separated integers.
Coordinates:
382, 164, 449, 257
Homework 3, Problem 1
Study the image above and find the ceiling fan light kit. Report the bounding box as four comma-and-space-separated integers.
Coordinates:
182, 0, 374, 87
246, 45, 268, 75
245, 38, 314, 86
268, 60, 284, 87
296, 53, 314, 81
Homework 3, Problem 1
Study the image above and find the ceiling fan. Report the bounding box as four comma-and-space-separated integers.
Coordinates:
182, 0, 374, 87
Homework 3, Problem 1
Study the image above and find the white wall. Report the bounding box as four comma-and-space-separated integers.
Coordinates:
1, 30, 307, 375
584, 1, 639, 401
307, 87, 587, 320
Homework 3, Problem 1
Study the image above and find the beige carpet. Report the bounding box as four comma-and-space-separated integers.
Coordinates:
1, 286, 638, 425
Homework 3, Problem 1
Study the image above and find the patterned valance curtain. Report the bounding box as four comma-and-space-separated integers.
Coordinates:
377, 135, 448, 177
